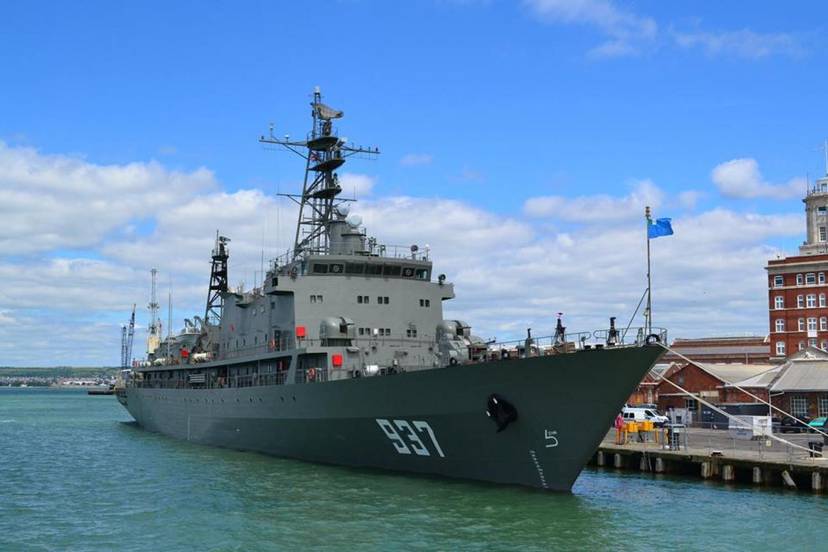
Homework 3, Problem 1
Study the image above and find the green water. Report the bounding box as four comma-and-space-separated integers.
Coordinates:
1, 388, 825, 551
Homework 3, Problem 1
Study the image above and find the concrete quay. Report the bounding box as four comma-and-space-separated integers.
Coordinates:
593, 428, 828, 493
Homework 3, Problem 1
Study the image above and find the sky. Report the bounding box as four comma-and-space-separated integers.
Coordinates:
1, 0, 827, 366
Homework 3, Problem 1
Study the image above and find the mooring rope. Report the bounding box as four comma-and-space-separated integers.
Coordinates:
649, 342, 825, 458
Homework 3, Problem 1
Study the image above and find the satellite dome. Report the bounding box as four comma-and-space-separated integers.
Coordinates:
346, 214, 362, 228
335, 204, 350, 217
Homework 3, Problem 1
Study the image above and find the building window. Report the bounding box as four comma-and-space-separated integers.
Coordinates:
776, 341, 786, 355
773, 275, 784, 287
808, 317, 817, 331
775, 319, 785, 332
685, 398, 698, 411
775, 296, 784, 309
821, 294, 827, 308
808, 294, 817, 308
799, 341, 805, 351
807, 273, 817, 285
799, 318, 806, 331
820, 395, 828, 417
821, 273, 827, 285
797, 274, 804, 285
821, 317, 827, 331
822, 341, 828, 351
798, 295, 805, 308
820, 227, 827, 242
791, 395, 808, 417
810, 338, 818, 348
820, 206, 828, 214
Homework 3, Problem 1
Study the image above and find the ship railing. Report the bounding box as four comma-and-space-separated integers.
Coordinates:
485, 327, 668, 356
228, 372, 289, 388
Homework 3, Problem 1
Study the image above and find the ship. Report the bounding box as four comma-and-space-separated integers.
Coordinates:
116, 88, 665, 491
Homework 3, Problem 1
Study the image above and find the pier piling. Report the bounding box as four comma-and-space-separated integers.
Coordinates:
752, 467, 763, 484
596, 451, 605, 466
613, 453, 624, 469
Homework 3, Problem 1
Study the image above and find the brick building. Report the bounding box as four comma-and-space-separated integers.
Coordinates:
654, 361, 772, 414
660, 336, 769, 364
767, 175, 828, 361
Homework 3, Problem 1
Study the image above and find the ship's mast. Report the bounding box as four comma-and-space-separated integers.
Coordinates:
259, 87, 379, 261
205, 231, 230, 326
147, 268, 161, 355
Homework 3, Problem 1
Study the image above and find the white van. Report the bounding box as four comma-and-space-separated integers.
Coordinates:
621, 406, 668, 427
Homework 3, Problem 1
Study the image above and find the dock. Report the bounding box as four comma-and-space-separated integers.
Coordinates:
593, 428, 828, 492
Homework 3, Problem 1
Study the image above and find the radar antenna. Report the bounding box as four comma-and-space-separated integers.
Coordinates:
205, 231, 230, 326
259, 87, 379, 260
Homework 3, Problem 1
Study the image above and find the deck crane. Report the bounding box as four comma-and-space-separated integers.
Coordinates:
120, 305, 136, 369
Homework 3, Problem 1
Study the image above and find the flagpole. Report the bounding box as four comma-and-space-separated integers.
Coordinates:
645, 205, 652, 336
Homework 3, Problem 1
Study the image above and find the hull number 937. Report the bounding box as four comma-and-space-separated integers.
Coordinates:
375, 418, 445, 458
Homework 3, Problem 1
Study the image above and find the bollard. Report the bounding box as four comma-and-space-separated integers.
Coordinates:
701, 462, 712, 479
655, 457, 665, 473
812, 472, 823, 492
614, 453, 624, 468
752, 467, 762, 485
722, 465, 735, 482
596, 451, 605, 466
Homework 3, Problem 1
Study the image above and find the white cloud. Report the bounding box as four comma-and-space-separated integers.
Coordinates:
712, 158, 805, 200
523, 0, 657, 58
400, 153, 433, 167
673, 29, 804, 59
0, 142, 217, 254
0, 144, 809, 365
339, 172, 376, 198
678, 190, 703, 209
524, 179, 662, 222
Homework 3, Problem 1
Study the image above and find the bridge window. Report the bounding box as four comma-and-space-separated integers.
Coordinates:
312, 263, 329, 274
383, 265, 402, 277
345, 263, 364, 274
415, 268, 429, 280
365, 264, 383, 275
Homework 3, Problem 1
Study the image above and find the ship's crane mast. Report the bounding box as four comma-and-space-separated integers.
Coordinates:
121, 304, 136, 369
258, 87, 379, 261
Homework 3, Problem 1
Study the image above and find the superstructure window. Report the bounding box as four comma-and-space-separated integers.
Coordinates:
415, 268, 429, 280
345, 263, 365, 274
357, 295, 369, 304
365, 264, 383, 275
419, 299, 431, 307
383, 265, 402, 277
312, 263, 329, 274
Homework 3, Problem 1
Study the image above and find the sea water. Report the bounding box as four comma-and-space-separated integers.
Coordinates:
1, 388, 825, 551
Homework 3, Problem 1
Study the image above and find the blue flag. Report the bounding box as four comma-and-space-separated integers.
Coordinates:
647, 217, 674, 239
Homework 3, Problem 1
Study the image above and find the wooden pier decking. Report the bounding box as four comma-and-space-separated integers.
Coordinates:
593, 428, 828, 492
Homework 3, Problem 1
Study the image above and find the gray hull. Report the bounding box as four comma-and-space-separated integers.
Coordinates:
120, 345, 661, 491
